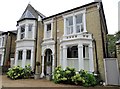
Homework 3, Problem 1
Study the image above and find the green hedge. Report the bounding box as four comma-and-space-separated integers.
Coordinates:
53, 66, 97, 87
7, 65, 33, 80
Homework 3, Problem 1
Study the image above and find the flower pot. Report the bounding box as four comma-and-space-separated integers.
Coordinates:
46, 75, 52, 81
34, 73, 40, 79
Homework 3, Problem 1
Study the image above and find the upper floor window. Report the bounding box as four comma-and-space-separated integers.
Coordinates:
66, 16, 73, 34
64, 11, 85, 35
28, 24, 33, 38
47, 23, 51, 31
28, 24, 33, 31
76, 14, 83, 33
20, 25, 25, 39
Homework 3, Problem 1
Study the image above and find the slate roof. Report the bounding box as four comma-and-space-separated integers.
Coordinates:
18, 4, 46, 22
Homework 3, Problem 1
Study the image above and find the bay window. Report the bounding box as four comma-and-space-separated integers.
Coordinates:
64, 11, 85, 35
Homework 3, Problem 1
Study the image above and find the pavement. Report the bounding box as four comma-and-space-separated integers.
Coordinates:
1, 75, 120, 89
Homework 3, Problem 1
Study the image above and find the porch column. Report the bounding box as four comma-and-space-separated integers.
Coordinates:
78, 44, 84, 71
89, 45, 94, 72
1, 51, 4, 66
63, 45, 67, 70
52, 53, 55, 73
15, 51, 18, 66
60, 46, 62, 65
40, 54, 45, 78
22, 50, 26, 68
31, 49, 34, 70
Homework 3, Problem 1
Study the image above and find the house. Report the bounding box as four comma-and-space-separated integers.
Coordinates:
14, 4, 45, 70
0, 31, 17, 67
37, 1, 108, 81
116, 39, 120, 71
15, 1, 108, 81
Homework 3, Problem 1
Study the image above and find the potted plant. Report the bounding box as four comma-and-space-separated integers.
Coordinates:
46, 61, 52, 80
34, 61, 40, 79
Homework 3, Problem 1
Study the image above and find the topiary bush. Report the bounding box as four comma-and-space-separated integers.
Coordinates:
7, 65, 33, 80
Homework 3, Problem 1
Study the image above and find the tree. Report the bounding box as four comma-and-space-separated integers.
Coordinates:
107, 31, 120, 58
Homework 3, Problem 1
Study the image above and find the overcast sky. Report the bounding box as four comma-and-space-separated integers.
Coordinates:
0, 0, 118, 34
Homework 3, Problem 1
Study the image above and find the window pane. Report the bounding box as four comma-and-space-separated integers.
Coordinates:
28, 24, 33, 31
76, 14, 83, 24
47, 23, 51, 31
20, 25, 25, 39
26, 50, 31, 60
66, 17, 73, 26
18, 50, 23, 60
67, 46, 78, 58
66, 17, 73, 34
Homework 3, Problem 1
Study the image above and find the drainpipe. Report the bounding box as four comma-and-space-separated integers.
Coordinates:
34, 19, 38, 73
8, 33, 12, 67
55, 16, 57, 67
93, 39, 99, 74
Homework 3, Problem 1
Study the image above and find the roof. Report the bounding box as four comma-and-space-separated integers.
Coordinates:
0, 30, 17, 35
17, 4, 46, 22
42, 1, 108, 34
43, 2, 98, 20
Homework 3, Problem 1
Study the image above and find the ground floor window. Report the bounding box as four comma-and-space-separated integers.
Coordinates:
26, 50, 31, 60
83, 45, 89, 71
67, 46, 78, 58
18, 50, 23, 60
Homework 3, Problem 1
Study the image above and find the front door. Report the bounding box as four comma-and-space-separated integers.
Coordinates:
44, 49, 52, 75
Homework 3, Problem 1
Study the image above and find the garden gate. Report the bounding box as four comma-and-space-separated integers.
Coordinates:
104, 58, 120, 85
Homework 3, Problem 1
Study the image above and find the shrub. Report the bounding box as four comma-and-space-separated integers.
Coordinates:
7, 65, 33, 80
79, 70, 97, 87
53, 66, 97, 87
53, 66, 76, 84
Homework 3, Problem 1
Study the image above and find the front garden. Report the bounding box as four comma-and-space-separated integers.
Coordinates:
6, 65, 99, 87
